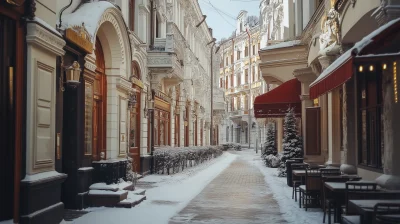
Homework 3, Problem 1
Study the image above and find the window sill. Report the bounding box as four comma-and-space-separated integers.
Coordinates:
357, 164, 384, 174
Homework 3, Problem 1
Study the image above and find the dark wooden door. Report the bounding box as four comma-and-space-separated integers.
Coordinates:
0, 14, 15, 221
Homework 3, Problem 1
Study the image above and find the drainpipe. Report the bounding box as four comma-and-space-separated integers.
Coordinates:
150, 0, 155, 48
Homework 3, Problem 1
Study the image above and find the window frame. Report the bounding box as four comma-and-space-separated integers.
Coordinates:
357, 63, 384, 171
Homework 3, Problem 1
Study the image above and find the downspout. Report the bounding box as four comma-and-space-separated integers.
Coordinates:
58, 0, 73, 29
150, 0, 155, 48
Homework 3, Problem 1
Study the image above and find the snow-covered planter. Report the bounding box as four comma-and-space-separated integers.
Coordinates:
154, 146, 223, 175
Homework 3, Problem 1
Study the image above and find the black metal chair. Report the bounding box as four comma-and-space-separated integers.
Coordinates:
374, 203, 400, 224
299, 167, 321, 211
343, 181, 378, 215
291, 163, 308, 202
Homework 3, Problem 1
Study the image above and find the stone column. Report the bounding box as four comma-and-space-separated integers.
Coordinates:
293, 67, 318, 160
376, 62, 400, 189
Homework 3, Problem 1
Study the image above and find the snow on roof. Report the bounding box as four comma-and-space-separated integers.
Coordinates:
260, 40, 301, 51
310, 18, 400, 87
29, 17, 62, 37
61, 1, 116, 41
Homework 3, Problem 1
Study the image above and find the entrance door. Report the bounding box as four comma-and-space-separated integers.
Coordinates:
0, 14, 16, 221
92, 38, 106, 161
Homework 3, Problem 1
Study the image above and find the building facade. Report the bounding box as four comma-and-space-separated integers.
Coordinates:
257, 0, 400, 190
0, 0, 222, 223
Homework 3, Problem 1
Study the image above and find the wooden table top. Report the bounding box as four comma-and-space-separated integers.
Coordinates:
324, 181, 376, 192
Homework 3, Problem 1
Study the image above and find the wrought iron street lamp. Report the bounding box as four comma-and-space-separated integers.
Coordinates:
60, 60, 81, 92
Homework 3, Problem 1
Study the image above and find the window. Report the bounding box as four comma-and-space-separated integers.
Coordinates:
129, 0, 135, 31
231, 54, 234, 64
237, 51, 241, 60
226, 57, 229, 66
252, 66, 255, 82
245, 69, 249, 84
357, 63, 384, 169
225, 76, 228, 89
252, 45, 256, 55
237, 74, 241, 86
245, 46, 249, 57
230, 73, 234, 87
231, 97, 234, 111
244, 95, 248, 110
220, 77, 223, 88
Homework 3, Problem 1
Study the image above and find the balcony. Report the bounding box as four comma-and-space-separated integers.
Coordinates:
147, 35, 183, 88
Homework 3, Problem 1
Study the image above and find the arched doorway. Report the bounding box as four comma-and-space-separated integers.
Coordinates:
92, 38, 107, 161
129, 61, 141, 172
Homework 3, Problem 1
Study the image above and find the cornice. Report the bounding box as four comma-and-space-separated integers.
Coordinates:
116, 76, 134, 93
26, 21, 66, 56
293, 67, 318, 83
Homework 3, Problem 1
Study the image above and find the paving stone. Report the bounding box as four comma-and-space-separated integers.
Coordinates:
169, 157, 287, 224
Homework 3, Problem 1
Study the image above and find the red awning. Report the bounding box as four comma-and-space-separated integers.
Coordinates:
309, 18, 400, 99
309, 55, 353, 99
254, 79, 301, 118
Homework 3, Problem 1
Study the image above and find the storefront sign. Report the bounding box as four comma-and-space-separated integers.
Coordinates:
131, 76, 144, 89
65, 24, 93, 54
155, 97, 171, 112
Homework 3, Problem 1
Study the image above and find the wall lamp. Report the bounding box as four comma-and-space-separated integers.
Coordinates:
60, 60, 81, 92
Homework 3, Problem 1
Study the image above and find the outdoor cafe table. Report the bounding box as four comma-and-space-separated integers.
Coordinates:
348, 199, 400, 224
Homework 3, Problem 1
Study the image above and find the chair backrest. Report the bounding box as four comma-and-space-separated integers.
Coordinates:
345, 181, 378, 212
291, 163, 308, 170
305, 168, 321, 191
320, 168, 341, 177
374, 203, 400, 224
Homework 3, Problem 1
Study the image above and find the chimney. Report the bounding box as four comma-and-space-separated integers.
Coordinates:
208, 28, 213, 36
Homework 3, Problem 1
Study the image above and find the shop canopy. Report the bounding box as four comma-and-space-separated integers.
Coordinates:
309, 18, 400, 99
254, 78, 301, 118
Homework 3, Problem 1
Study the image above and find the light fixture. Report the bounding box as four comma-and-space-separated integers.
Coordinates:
60, 60, 81, 91
313, 98, 319, 107
128, 91, 137, 110
369, 65, 374, 72
383, 63, 387, 70
394, 61, 398, 103
358, 65, 364, 72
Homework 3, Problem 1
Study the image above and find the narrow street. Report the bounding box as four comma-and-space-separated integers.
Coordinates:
69, 149, 323, 224
169, 152, 286, 224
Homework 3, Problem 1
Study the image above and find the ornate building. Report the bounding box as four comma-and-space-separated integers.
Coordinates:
218, 1, 290, 148
0, 0, 221, 223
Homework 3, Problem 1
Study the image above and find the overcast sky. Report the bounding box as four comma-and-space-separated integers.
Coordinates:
199, 0, 260, 41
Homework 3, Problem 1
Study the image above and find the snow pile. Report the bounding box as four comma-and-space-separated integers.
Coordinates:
154, 146, 223, 175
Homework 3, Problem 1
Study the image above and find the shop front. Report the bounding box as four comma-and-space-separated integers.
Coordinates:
0, 1, 25, 222
309, 18, 400, 189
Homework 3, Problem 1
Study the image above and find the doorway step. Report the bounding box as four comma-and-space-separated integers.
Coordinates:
88, 181, 146, 207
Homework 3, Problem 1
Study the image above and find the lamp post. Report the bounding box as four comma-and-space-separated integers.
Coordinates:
149, 89, 155, 173
207, 38, 220, 145
246, 28, 252, 149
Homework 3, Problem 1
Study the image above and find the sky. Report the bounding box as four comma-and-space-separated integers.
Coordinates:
199, 0, 260, 41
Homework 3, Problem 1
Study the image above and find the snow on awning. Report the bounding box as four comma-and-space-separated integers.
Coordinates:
254, 79, 301, 118
309, 18, 400, 99
61, 1, 117, 42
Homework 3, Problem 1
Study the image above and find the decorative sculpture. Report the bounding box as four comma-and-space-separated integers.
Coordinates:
319, 7, 341, 56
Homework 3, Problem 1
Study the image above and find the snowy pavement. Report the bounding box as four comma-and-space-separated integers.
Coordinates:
67, 149, 324, 224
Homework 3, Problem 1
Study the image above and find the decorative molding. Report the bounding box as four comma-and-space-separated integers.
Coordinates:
26, 22, 66, 56
116, 76, 134, 93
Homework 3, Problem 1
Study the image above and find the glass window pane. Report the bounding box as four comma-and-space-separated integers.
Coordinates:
84, 82, 93, 155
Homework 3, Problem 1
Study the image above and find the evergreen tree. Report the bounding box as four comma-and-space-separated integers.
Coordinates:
264, 122, 277, 156
278, 107, 303, 177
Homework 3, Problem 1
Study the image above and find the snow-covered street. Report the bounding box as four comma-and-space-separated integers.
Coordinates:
68, 149, 323, 224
